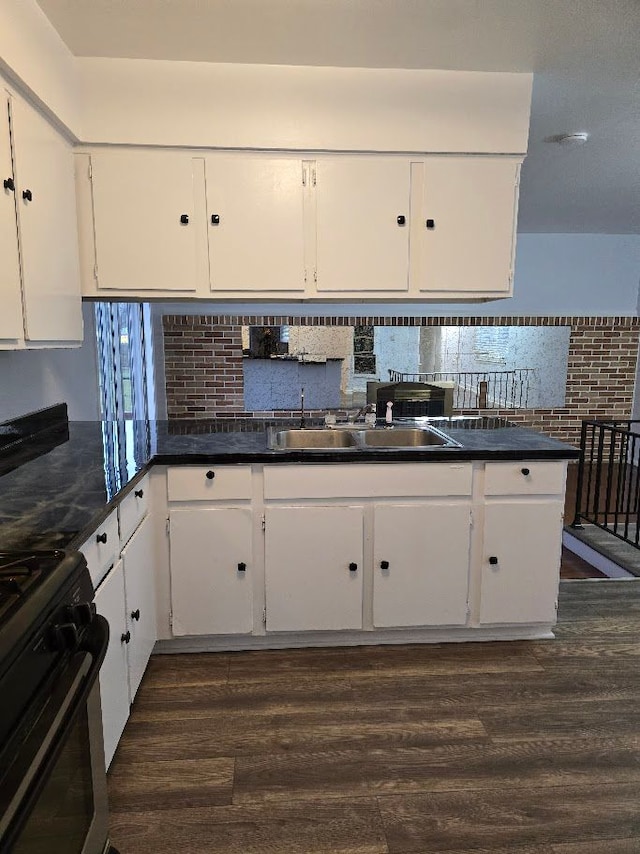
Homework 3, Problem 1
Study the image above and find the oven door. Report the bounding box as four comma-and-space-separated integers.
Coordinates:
0, 615, 111, 854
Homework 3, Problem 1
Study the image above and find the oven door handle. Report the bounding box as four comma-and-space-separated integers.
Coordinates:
0, 614, 109, 851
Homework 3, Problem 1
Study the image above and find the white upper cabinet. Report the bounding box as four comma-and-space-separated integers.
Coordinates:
415, 156, 521, 297
0, 95, 23, 344
77, 149, 523, 302
314, 158, 411, 293
206, 157, 307, 293
88, 150, 202, 292
1, 91, 83, 347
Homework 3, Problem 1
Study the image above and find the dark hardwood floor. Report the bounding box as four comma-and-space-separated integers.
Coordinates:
108, 580, 640, 853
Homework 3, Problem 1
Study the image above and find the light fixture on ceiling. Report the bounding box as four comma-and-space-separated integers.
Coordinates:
554, 132, 589, 147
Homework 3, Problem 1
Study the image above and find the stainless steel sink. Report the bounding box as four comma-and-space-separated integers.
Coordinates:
268, 425, 460, 450
359, 427, 456, 447
269, 428, 359, 450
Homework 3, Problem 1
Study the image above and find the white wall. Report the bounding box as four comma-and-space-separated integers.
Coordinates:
0, 304, 100, 422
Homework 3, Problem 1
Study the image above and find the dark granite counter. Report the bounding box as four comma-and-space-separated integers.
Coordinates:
0, 411, 579, 553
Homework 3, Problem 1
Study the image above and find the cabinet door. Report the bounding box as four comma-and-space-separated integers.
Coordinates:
314, 159, 411, 292
418, 156, 520, 296
0, 94, 23, 344
94, 559, 130, 769
373, 503, 471, 628
10, 96, 83, 342
169, 507, 253, 635
122, 516, 157, 700
206, 157, 306, 292
265, 505, 364, 631
90, 151, 200, 292
480, 501, 563, 624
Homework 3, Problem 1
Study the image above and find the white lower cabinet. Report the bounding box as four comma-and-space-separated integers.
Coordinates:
94, 559, 129, 770
169, 507, 253, 635
479, 500, 563, 625
373, 502, 472, 628
264, 505, 364, 632
121, 515, 157, 699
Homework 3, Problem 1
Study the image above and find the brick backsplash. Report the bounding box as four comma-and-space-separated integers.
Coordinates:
162, 315, 640, 445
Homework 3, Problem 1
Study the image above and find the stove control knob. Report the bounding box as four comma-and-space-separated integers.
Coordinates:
66, 602, 96, 626
51, 622, 80, 651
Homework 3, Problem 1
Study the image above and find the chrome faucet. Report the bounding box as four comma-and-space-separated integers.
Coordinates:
299, 387, 305, 428
348, 402, 377, 423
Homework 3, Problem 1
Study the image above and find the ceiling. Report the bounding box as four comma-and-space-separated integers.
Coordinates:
36, 0, 640, 234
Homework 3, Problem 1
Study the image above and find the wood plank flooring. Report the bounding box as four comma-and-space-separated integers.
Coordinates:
108, 581, 640, 853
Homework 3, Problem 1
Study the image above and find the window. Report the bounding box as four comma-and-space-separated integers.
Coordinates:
94, 303, 152, 421
473, 327, 509, 364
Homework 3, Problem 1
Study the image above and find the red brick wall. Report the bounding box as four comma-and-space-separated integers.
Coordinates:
162, 314, 640, 444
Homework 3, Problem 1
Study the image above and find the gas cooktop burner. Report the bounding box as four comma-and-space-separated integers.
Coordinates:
0, 550, 67, 624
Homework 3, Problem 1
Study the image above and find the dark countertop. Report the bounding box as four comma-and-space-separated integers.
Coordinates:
0, 415, 579, 554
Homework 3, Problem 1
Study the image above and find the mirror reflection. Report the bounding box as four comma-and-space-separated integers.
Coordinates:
241, 325, 571, 412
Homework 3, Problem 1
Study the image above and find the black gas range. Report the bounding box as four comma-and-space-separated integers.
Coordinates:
0, 549, 117, 854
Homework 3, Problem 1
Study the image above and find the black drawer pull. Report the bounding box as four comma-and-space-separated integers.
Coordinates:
349, 562, 358, 572
134, 489, 144, 498
521, 467, 530, 476
180, 213, 189, 224
22, 188, 33, 202
237, 562, 247, 572
396, 215, 406, 226
96, 532, 107, 544
211, 214, 220, 225
380, 560, 390, 570
206, 470, 215, 480
121, 631, 131, 644
131, 609, 140, 621
489, 556, 498, 565
3, 177, 14, 191
425, 218, 435, 229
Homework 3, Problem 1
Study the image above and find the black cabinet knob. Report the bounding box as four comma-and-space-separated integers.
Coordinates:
180, 213, 189, 224
426, 218, 435, 229
397, 215, 406, 226
380, 560, 390, 570
211, 214, 220, 225
134, 489, 144, 498
96, 532, 108, 544
237, 562, 247, 572
22, 188, 32, 202
131, 609, 140, 621
521, 467, 530, 476
121, 630, 131, 644
206, 470, 215, 480
349, 562, 358, 572
489, 556, 498, 565
3, 177, 14, 191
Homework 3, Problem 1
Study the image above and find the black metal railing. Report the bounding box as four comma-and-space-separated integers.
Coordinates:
387, 368, 535, 409
572, 419, 640, 548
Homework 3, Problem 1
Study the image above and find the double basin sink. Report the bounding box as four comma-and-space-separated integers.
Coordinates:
268, 424, 461, 451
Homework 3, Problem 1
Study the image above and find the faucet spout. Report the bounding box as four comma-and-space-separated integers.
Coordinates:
299, 387, 305, 429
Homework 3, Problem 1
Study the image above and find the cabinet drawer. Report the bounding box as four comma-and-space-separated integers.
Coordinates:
80, 510, 120, 589
484, 462, 566, 496
167, 465, 253, 501
119, 474, 149, 546
264, 463, 472, 499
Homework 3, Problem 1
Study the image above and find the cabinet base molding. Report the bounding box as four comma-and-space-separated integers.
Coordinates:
154, 624, 555, 654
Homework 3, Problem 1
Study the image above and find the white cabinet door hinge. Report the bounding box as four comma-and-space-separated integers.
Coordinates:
466, 602, 471, 619
313, 271, 317, 284
169, 610, 173, 629
166, 517, 170, 536
311, 166, 317, 186
469, 510, 474, 528
554, 599, 559, 612
88, 160, 92, 179
262, 607, 267, 625
302, 165, 306, 187
93, 264, 99, 281
261, 513, 266, 532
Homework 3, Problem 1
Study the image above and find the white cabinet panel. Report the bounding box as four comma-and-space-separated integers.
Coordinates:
94, 559, 130, 769
122, 515, 157, 700
373, 503, 471, 627
10, 96, 83, 342
480, 501, 563, 624
169, 507, 253, 635
418, 156, 520, 296
0, 94, 23, 343
265, 505, 364, 632
206, 157, 306, 292
90, 151, 200, 291
118, 475, 149, 547
484, 461, 566, 496
167, 465, 252, 502
315, 159, 411, 292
